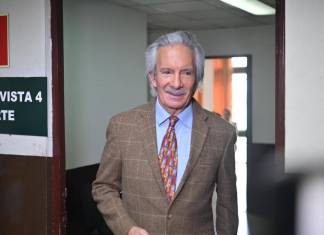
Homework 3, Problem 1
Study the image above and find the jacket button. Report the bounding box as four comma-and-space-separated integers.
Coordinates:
167, 214, 172, 219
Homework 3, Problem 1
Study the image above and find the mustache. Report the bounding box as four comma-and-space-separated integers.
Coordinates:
165, 87, 187, 96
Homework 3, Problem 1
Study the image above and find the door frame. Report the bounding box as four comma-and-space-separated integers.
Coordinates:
50, 0, 286, 233
205, 54, 253, 168
51, 0, 66, 234
275, 0, 285, 155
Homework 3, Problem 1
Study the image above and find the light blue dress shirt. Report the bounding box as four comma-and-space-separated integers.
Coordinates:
155, 98, 193, 189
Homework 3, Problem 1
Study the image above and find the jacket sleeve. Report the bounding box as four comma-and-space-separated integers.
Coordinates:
92, 118, 137, 235
215, 128, 238, 235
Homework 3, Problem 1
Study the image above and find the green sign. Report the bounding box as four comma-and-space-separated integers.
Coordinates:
0, 77, 47, 136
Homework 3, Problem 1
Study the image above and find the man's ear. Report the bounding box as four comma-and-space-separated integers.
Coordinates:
148, 73, 157, 88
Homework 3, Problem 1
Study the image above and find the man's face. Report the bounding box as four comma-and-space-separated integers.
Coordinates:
150, 44, 196, 115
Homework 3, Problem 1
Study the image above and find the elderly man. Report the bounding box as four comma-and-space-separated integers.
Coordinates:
92, 31, 238, 235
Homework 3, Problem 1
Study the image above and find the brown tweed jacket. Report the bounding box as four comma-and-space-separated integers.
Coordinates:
92, 99, 238, 235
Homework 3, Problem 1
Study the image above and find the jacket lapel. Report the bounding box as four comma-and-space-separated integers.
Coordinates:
173, 100, 209, 201
139, 100, 167, 200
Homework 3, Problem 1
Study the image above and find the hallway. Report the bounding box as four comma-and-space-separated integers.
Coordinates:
213, 137, 276, 235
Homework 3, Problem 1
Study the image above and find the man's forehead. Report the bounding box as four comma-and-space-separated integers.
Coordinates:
156, 44, 194, 65
157, 43, 192, 52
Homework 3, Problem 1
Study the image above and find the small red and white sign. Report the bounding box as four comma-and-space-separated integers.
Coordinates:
0, 14, 9, 67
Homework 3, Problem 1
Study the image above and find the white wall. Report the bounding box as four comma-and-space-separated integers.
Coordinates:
286, 2, 324, 232
296, 176, 324, 235
0, 0, 52, 157
285, 0, 324, 172
64, 0, 147, 169
0, 0, 46, 77
150, 25, 275, 144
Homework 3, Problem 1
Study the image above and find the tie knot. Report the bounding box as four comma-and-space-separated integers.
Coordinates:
169, 115, 178, 128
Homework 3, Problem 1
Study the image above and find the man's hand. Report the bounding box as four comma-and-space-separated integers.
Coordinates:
128, 226, 149, 235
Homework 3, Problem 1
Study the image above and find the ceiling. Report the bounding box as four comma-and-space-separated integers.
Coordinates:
106, 0, 276, 32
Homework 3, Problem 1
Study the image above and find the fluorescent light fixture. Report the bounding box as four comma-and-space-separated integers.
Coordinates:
220, 0, 275, 15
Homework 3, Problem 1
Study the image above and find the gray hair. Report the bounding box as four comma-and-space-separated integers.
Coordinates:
145, 31, 205, 83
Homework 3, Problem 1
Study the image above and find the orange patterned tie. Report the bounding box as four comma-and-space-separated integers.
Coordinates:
158, 115, 178, 202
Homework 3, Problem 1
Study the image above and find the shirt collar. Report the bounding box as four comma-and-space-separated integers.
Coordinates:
155, 97, 193, 128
